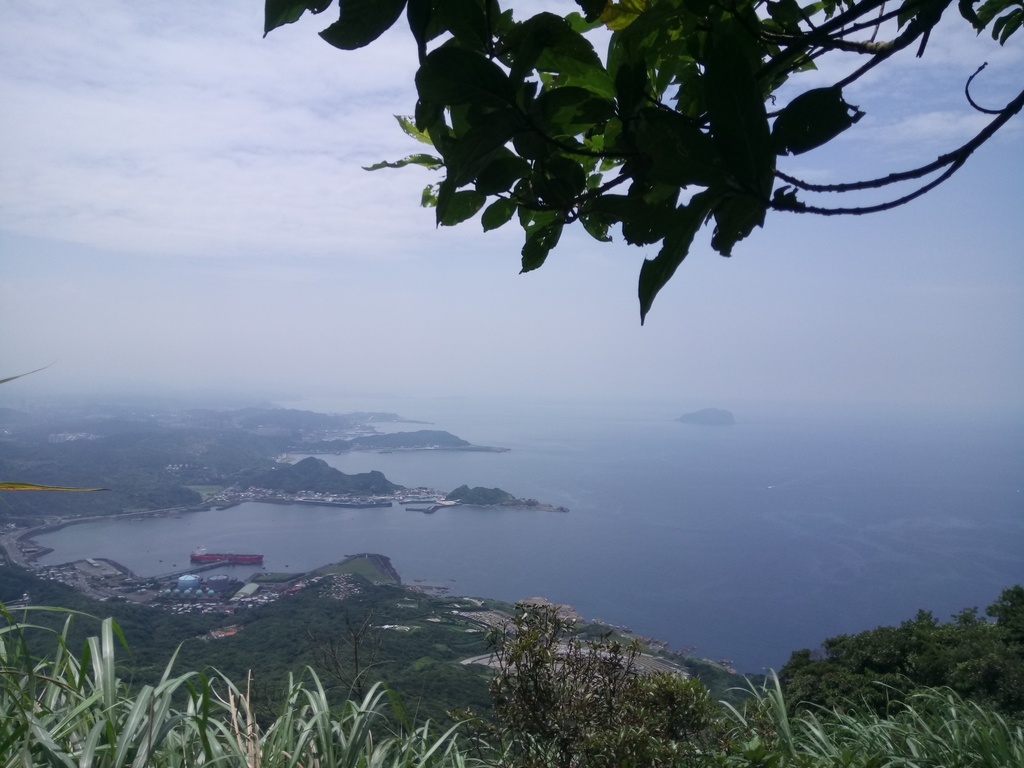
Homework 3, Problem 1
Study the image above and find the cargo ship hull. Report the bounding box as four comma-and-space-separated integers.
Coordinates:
190, 551, 264, 564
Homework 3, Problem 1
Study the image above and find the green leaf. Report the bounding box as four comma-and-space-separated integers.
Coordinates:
536, 87, 616, 137
767, 0, 804, 31
566, 10, 606, 31
543, 155, 588, 198
601, 0, 647, 30
575, 0, 610, 21
447, 128, 511, 185
993, 6, 1023, 41
395, 115, 434, 144
264, 0, 333, 36
414, 97, 445, 131
435, 0, 491, 51
635, 108, 721, 188
505, 13, 605, 85
585, 189, 679, 243
580, 211, 614, 241
512, 130, 550, 160
588, 187, 679, 246
518, 207, 560, 231
772, 87, 863, 155
976, 0, 1020, 26
363, 153, 444, 171
435, 177, 456, 222
318, 0, 407, 50
958, 0, 982, 26
440, 190, 486, 225
614, 60, 648, 119
421, 183, 439, 207
638, 190, 716, 323
557, 66, 617, 100
475, 152, 531, 194
897, 0, 927, 27
672, 60, 705, 119
406, 0, 436, 60
704, 19, 774, 199
416, 46, 516, 107
970, 0, 1024, 39
521, 220, 565, 272
710, 193, 766, 256
482, 198, 517, 230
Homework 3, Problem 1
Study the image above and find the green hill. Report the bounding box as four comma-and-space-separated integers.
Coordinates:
446, 485, 517, 505
247, 457, 401, 495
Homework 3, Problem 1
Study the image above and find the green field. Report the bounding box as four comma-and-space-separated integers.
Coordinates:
184, 485, 223, 501
252, 572, 305, 583
319, 557, 395, 583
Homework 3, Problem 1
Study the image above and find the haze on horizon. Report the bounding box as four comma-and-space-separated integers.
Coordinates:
1, 2, 1022, 413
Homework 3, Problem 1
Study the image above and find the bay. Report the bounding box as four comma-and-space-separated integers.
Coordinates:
33, 399, 1024, 673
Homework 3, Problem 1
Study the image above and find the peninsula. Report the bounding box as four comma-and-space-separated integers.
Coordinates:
302, 430, 510, 454
446, 485, 569, 513
196, 459, 568, 513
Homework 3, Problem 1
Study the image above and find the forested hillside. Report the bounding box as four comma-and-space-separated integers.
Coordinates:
781, 586, 1024, 716
246, 457, 401, 495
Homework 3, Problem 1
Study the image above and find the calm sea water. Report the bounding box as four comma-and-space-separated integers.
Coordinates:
34, 400, 1024, 672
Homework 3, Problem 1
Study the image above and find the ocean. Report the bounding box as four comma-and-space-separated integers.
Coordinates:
33, 398, 1024, 673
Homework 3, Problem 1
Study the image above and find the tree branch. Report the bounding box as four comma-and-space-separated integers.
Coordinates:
761, 29, 897, 54
833, 14, 932, 88
842, 6, 903, 35
758, 0, 890, 82
774, 84, 1024, 193
775, 159, 963, 215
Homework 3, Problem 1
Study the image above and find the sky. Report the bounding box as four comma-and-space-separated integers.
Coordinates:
1, 1, 1022, 411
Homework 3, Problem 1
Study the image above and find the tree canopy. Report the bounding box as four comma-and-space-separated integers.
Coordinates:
264, 0, 1022, 321
779, 585, 1024, 716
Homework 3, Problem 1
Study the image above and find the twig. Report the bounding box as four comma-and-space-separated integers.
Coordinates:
869, 0, 886, 42
965, 63, 1003, 114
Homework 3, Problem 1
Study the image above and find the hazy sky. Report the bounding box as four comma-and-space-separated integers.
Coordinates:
1, 1, 1022, 409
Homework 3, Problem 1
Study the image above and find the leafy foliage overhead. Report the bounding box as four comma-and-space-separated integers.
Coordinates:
265, 0, 1022, 322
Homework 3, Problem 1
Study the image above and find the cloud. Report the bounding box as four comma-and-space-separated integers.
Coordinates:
0, 1, 435, 259
3, 2, 1019, 264
876, 110, 999, 145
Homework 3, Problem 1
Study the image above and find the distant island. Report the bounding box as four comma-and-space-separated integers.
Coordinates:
676, 408, 735, 426
446, 485, 569, 513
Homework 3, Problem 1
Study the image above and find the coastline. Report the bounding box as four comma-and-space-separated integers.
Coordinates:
298, 445, 511, 455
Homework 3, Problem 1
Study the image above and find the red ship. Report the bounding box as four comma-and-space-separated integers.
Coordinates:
190, 548, 264, 564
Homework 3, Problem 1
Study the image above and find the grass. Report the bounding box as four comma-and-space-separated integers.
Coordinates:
184, 485, 224, 501
251, 572, 305, 583
319, 557, 395, 583
1, 605, 476, 768
724, 672, 1024, 768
